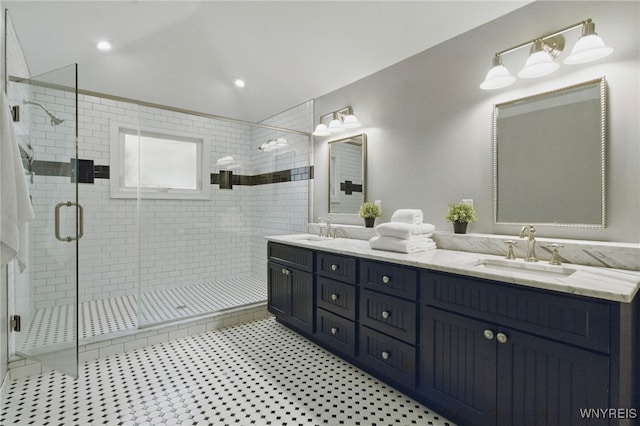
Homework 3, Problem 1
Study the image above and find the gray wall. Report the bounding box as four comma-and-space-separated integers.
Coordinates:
314, 1, 639, 243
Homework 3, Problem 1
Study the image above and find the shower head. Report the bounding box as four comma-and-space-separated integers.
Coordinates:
23, 100, 64, 126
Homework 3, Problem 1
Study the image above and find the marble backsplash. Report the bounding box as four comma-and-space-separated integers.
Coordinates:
307, 223, 640, 271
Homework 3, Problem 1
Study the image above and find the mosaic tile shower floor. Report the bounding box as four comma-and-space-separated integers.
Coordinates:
17, 277, 267, 351
1, 317, 455, 426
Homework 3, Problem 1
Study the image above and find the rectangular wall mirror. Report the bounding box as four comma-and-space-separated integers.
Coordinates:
494, 77, 606, 228
329, 133, 367, 214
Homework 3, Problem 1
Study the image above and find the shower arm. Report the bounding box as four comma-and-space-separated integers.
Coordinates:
23, 99, 64, 125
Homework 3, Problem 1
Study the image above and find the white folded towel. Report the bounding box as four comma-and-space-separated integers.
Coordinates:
375, 222, 435, 239
1, 92, 35, 272
390, 209, 423, 225
369, 235, 437, 254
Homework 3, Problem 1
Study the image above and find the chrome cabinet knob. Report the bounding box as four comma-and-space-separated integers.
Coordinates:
281, 268, 290, 275
484, 329, 494, 340
330, 327, 338, 335
381, 351, 390, 360
330, 293, 338, 301
331, 264, 338, 271
496, 332, 508, 344
382, 275, 390, 284
381, 310, 390, 319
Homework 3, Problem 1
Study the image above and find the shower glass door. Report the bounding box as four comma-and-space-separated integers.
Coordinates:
11, 64, 79, 378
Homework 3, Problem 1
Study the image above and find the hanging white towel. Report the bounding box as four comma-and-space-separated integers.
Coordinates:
390, 209, 424, 225
375, 222, 435, 239
1, 92, 35, 272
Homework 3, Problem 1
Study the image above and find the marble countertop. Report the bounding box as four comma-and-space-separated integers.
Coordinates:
266, 234, 640, 303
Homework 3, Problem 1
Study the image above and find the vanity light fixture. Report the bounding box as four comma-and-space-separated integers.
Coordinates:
216, 155, 239, 169
480, 18, 613, 90
258, 137, 288, 151
313, 106, 361, 136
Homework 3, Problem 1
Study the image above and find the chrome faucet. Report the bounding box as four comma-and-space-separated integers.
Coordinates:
318, 216, 333, 238
519, 225, 538, 262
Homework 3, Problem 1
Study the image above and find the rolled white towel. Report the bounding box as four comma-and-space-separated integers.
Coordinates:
369, 235, 437, 254
390, 209, 423, 225
376, 222, 435, 239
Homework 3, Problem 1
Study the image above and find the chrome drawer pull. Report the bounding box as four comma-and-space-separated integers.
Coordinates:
484, 330, 494, 340
330, 293, 338, 301
381, 351, 390, 360
382, 275, 390, 284
331, 264, 338, 271
496, 332, 508, 344
381, 310, 390, 319
330, 327, 338, 335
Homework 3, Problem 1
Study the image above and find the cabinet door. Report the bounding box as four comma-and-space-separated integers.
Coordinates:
268, 261, 290, 317
497, 328, 610, 426
420, 307, 498, 426
289, 269, 314, 335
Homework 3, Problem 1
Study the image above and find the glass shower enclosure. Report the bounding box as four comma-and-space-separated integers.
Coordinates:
9, 64, 80, 378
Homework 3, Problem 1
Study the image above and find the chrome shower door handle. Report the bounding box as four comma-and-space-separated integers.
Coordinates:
55, 201, 84, 242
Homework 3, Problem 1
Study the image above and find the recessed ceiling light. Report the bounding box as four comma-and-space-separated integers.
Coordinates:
96, 41, 112, 51
233, 78, 246, 88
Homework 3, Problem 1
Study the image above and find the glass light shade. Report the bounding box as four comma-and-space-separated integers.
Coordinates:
328, 118, 345, 133
517, 50, 560, 79
480, 64, 516, 90
342, 114, 361, 129
312, 124, 330, 136
564, 34, 613, 64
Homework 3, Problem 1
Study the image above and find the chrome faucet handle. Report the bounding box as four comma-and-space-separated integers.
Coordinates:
519, 224, 536, 239
547, 244, 564, 265
503, 240, 518, 260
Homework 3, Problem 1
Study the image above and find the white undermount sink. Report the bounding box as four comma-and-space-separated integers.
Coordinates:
472, 258, 577, 278
287, 234, 327, 242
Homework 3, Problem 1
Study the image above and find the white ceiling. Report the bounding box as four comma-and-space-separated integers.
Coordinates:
4, 1, 530, 123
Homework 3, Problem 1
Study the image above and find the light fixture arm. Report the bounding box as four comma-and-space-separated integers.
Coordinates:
493, 19, 591, 58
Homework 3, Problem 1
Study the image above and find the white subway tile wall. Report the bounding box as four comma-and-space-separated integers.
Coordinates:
16, 83, 312, 318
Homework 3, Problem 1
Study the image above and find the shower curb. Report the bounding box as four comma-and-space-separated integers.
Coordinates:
7, 303, 270, 381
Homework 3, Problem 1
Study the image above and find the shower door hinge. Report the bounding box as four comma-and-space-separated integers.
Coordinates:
9, 315, 21, 332
11, 105, 20, 122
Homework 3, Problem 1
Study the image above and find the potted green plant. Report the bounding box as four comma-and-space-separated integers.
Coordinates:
359, 202, 381, 228
445, 201, 477, 234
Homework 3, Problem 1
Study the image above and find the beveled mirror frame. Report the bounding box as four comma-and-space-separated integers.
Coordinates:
493, 77, 607, 228
328, 133, 367, 214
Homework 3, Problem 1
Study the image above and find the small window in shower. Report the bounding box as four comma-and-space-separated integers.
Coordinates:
110, 124, 210, 199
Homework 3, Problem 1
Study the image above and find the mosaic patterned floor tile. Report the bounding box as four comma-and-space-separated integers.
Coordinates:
2, 317, 455, 426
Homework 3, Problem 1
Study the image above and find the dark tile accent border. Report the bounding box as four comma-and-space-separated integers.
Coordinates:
211, 166, 313, 187
26, 160, 312, 188
71, 159, 95, 183
31, 160, 72, 177
94, 165, 110, 179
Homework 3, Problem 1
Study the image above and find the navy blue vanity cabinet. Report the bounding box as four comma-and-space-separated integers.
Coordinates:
314, 252, 358, 357
419, 270, 632, 426
267, 243, 314, 335
357, 260, 419, 390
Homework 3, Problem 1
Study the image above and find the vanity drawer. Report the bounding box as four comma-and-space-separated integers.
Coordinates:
422, 270, 611, 353
317, 252, 357, 284
268, 242, 313, 272
317, 276, 356, 321
360, 260, 418, 301
316, 308, 356, 358
360, 289, 417, 345
358, 325, 416, 389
